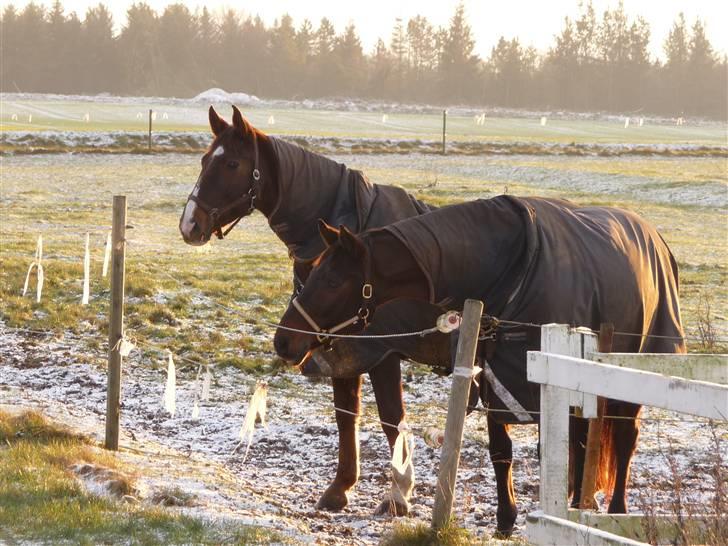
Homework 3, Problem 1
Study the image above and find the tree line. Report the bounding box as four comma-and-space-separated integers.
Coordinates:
1, 1, 725, 119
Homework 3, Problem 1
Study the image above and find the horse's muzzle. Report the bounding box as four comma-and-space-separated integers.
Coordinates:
179, 214, 209, 246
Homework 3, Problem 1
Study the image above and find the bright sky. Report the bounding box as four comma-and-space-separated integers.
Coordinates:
17, 0, 728, 61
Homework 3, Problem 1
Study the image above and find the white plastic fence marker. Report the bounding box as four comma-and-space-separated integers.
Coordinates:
151, 111, 157, 121
624, 117, 630, 128
192, 400, 200, 420
162, 112, 169, 120
83, 113, 90, 122
36, 263, 44, 303
201, 367, 211, 401
267, 115, 275, 125
164, 352, 176, 416
82, 233, 90, 304
540, 116, 547, 126
236, 382, 268, 460
22, 235, 44, 302
423, 427, 445, 448
28, 114, 32, 123
382, 114, 388, 123
11, 114, 18, 121
102, 232, 112, 277
136, 112, 143, 119
118, 337, 135, 357
639, 117, 644, 127
392, 430, 414, 474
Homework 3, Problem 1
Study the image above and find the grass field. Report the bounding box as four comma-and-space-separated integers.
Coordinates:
0, 97, 726, 544
1, 151, 725, 368
2, 96, 727, 145
0, 410, 280, 545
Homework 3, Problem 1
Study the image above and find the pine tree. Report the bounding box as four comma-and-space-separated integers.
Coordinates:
663, 12, 689, 113
439, 2, 479, 102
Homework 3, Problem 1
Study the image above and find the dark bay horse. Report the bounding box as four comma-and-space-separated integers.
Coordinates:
274, 196, 685, 535
179, 106, 433, 515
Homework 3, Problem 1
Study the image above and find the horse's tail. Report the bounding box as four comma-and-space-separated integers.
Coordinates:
595, 414, 617, 497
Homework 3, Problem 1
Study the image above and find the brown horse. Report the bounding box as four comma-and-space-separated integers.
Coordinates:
274, 196, 685, 535
179, 106, 433, 515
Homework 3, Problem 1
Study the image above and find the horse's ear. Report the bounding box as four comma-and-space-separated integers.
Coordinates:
209, 106, 227, 136
318, 219, 339, 247
231, 105, 253, 135
339, 226, 365, 260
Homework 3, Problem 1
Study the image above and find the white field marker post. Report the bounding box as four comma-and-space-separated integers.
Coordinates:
431, 299, 483, 529
82, 233, 90, 304
22, 235, 44, 302
164, 352, 176, 416
538, 324, 578, 518
540, 116, 547, 126
102, 232, 112, 277
105, 196, 127, 450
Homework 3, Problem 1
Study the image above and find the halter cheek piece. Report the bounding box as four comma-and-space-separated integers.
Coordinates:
292, 282, 375, 344
187, 131, 261, 240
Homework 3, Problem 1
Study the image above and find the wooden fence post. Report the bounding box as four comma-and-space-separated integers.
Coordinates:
431, 298, 483, 529
539, 324, 577, 518
105, 195, 127, 450
441, 109, 447, 155
148, 109, 153, 151
580, 323, 614, 509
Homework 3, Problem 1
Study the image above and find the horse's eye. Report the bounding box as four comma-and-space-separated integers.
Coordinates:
326, 276, 342, 289
227, 160, 239, 169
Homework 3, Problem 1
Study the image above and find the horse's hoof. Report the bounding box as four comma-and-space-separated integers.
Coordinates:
493, 527, 515, 539
374, 498, 409, 516
315, 486, 349, 512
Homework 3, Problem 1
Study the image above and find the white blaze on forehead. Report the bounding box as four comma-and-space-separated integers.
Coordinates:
212, 145, 224, 157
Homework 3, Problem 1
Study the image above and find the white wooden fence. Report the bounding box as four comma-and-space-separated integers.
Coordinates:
525, 324, 728, 546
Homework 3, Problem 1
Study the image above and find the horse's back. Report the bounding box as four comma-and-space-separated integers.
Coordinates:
521, 197, 685, 354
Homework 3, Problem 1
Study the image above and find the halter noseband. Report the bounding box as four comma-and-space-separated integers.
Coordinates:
292, 281, 375, 344
187, 131, 262, 240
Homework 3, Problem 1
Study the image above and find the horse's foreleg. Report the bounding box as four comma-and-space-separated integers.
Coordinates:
369, 357, 412, 516
488, 414, 517, 538
316, 376, 362, 511
607, 402, 641, 514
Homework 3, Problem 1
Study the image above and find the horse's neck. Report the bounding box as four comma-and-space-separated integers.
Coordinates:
251, 133, 278, 217
367, 231, 430, 303
433, 200, 529, 308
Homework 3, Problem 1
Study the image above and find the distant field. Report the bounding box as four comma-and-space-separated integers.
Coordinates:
2, 97, 727, 145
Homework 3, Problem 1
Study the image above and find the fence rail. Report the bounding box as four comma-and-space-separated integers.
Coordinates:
525, 323, 728, 546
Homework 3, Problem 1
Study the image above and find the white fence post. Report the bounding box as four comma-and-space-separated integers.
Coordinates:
538, 323, 578, 518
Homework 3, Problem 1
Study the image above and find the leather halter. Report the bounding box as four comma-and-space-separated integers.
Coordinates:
187, 131, 261, 240
292, 282, 374, 344
291, 252, 377, 344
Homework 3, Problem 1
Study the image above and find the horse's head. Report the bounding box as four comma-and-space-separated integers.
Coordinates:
180, 105, 262, 245
274, 221, 373, 363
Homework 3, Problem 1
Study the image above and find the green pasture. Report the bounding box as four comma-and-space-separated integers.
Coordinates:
0, 410, 280, 545
1, 152, 725, 374
2, 98, 727, 145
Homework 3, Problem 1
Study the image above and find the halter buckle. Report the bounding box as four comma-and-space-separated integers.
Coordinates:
252, 168, 261, 181
358, 307, 370, 321
362, 283, 373, 299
